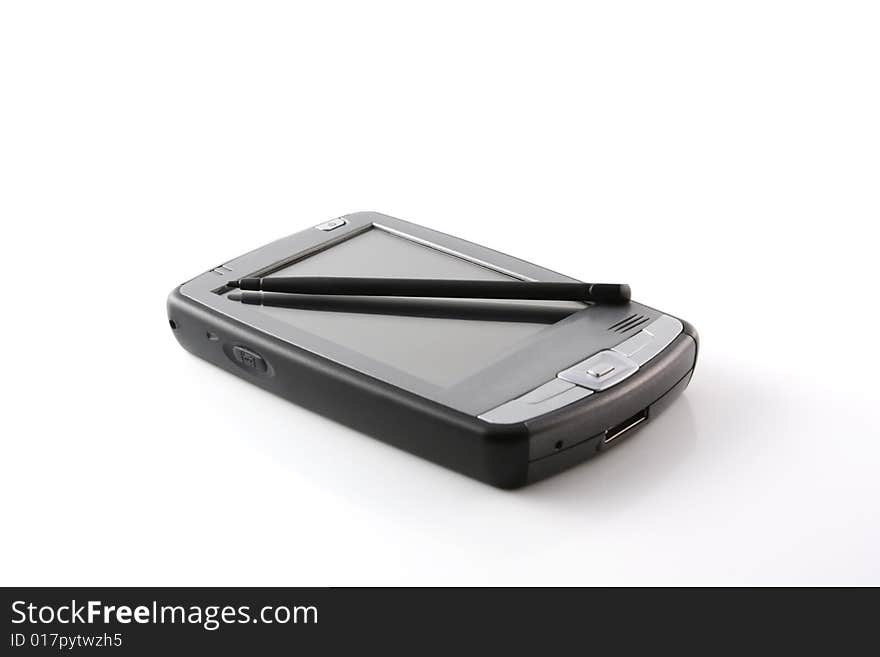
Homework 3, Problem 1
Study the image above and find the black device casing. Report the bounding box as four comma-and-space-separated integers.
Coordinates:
168, 287, 698, 489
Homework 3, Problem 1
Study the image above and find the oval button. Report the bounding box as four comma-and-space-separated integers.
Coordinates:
226, 344, 269, 375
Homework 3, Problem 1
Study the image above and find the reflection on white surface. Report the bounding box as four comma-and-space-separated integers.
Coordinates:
203, 354, 879, 585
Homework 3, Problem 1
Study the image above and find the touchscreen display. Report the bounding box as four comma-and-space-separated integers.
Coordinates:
256, 228, 582, 387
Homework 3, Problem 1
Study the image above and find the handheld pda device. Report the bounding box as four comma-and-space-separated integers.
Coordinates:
168, 212, 698, 488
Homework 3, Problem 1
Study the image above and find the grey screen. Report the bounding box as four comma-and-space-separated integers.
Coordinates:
258, 228, 581, 387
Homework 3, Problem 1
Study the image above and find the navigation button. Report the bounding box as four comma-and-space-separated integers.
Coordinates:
586, 362, 615, 378
558, 350, 638, 391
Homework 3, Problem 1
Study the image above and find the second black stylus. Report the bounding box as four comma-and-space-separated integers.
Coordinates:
228, 277, 631, 304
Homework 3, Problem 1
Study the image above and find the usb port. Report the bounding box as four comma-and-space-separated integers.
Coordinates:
604, 409, 649, 444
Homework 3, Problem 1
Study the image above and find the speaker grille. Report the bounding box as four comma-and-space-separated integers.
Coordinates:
608, 314, 649, 333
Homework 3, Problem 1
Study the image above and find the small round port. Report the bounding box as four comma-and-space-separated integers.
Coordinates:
554, 440, 564, 451
169, 320, 178, 330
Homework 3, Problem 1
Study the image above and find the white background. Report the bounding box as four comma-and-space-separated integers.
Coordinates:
1, 2, 878, 586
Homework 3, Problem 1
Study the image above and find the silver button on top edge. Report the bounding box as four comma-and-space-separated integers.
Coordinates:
315, 218, 347, 231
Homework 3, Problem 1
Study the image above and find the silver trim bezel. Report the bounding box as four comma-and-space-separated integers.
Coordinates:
179, 212, 669, 417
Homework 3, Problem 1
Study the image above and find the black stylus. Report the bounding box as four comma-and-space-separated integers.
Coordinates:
227, 291, 578, 323
228, 277, 630, 304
